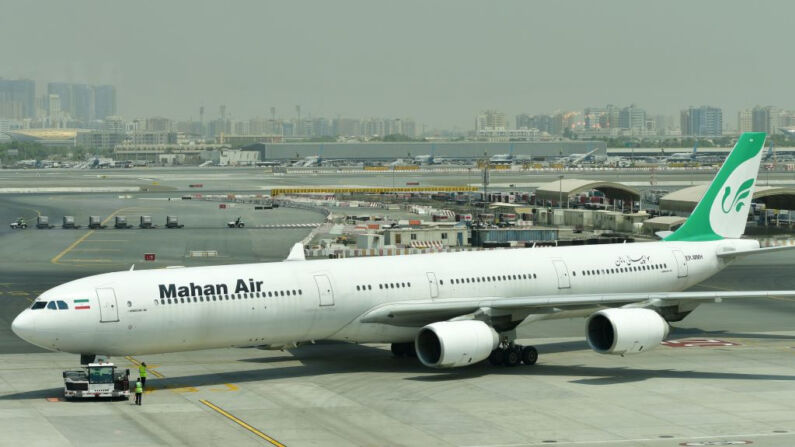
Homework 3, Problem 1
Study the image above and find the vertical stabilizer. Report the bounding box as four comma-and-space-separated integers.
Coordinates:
664, 132, 765, 242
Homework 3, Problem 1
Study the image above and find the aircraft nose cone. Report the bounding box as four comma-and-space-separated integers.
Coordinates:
11, 310, 36, 342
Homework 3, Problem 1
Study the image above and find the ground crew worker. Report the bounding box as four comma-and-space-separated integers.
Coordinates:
134, 378, 143, 405
139, 362, 147, 388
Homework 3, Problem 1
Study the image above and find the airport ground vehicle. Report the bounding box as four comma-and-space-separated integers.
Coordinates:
165, 216, 184, 228
9, 218, 28, 229
62, 362, 130, 399
139, 216, 156, 229
36, 216, 55, 229
227, 217, 245, 228
87, 216, 107, 229
62, 216, 81, 229
114, 216, 134, 229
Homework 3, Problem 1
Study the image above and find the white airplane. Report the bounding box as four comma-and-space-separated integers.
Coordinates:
12, 133, 795, 369
414, 144, 445, 165
557, 148, 600, 166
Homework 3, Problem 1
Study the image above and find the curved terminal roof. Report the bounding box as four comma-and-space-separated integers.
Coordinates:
534, 179, 640, 203
660, 184, 795, 213
5, 129, 78, 140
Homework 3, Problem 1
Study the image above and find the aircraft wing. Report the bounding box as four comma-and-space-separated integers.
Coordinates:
358, 290, 795, 327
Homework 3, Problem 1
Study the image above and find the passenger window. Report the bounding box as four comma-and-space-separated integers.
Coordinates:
47, 301, 57, 310
533, 273, 537, 279
280, 291, 285, 296
31, 301, 47, 310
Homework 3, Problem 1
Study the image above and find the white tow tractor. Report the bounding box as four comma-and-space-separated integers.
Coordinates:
62, 362, 130, 399
9, 218, 28, 229
227, 217, 245, 228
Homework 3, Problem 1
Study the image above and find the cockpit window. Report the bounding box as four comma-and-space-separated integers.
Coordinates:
56, 301, 68, 310
31, 302, 47, 310
47, 301, 57, 310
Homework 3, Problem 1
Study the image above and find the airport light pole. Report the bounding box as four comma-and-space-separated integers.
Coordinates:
558, 174, 564, 209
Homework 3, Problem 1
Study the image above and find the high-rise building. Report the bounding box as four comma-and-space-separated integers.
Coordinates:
47, 82, 117, 123
737, 110, 752, 133
750, 106, 779, 134
332, 118, 361, 137
72, 84, 95, 122
94, 85, 117, 120
618, 105, 646, 130
680, 106, 722, 136
103, 116, 125, 133
0, 79, 35, 119
48, 94, 61, 125
145, 117, 174, 132
475, 110, 506, 131
584, 107, 606, 129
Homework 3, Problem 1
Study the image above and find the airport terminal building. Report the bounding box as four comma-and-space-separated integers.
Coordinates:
245, 141, 607, 162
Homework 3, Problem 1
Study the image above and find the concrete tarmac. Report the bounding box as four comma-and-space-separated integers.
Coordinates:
1, 168, 794, 446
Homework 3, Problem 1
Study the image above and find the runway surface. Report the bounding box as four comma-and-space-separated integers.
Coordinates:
0, 167, 794, 446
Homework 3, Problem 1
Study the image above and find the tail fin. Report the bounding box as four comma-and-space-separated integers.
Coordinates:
664, 132, 766, 242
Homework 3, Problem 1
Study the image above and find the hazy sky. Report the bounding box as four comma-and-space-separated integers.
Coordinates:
2, 0, 793, 129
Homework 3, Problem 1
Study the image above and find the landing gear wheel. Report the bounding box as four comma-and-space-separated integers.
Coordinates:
521, 346, 538, 365
503, 346, 521, 367
488, 348, 505, 366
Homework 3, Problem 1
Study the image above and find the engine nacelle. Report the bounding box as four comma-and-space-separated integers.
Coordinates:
586, 308, 669, 355
415, 320, 499, 368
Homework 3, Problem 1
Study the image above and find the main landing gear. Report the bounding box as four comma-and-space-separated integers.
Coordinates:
390, 342, 417, 358
488, 343, 538, 367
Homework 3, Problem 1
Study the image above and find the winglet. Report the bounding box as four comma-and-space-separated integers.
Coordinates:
286, 243, 306, 261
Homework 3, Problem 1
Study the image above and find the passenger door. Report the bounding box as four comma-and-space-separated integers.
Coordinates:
672, 250, 688, 278
96, 288, 119, 323
551, 259, 571, 289
426, 272, 439, 298
314, 275, 335, 306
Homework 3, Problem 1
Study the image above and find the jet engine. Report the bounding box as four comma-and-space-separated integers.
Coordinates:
586, 308, 669, 355
415, 320, 499, 368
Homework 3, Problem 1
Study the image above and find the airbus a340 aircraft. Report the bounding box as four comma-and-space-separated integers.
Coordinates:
12, 132, 795, 368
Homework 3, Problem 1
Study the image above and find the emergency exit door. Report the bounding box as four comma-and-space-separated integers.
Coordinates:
551, 259, 571, 289
314, 275, 335, 306
96, 288, 119, 323
672, 250, 688, 278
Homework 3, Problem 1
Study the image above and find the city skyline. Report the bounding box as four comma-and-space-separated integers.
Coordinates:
2, 1, 795, 129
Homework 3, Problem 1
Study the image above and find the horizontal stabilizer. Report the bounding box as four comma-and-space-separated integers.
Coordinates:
716, 243, 795, 259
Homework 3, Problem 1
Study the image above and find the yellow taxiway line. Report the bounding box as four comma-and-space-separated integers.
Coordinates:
200, 400, 285, 447
125, 356, 166, 379
50, 207, 144, 265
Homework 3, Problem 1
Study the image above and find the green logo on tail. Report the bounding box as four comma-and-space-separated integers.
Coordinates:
720, 178, 754, 214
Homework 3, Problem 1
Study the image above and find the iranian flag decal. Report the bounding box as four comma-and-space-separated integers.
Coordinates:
74, 299, 90, 310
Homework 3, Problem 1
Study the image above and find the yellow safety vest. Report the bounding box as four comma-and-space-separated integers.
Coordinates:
135, 381, 143, 393
139, 365, 147, 378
